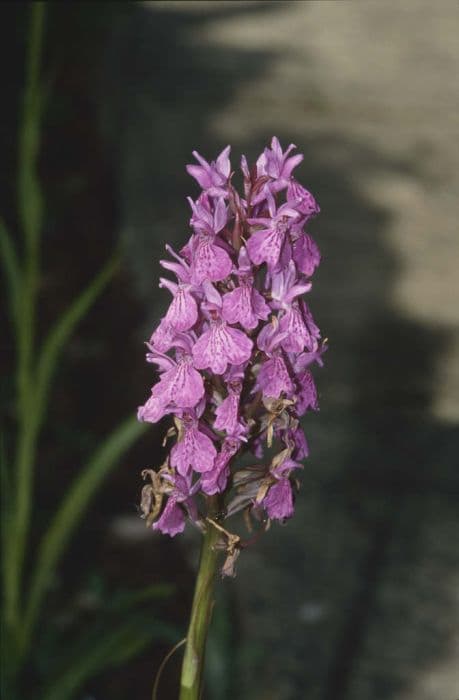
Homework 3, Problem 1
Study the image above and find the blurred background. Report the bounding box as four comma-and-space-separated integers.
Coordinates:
1, 2, 459, 699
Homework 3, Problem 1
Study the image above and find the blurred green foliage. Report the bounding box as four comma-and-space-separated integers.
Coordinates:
0, 4, 176, 698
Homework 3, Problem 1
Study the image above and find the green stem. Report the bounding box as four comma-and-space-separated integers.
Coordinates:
179, 499, 221, 700
5, 2, 46, 634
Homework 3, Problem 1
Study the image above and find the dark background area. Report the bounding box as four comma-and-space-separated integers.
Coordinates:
2, 2, 458, 699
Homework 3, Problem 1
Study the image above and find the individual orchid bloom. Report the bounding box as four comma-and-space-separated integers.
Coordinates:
153, 497, 186, 537
158, 247, 202, 333
149, 317, 178, 353
214, 379, 243, 435
139, 349, 205, 423
240, 153, 273, 206
247, 195, 299, 270
287, 179, 320, 220
160, 243, 193, 283
293, 341, 328, 373
256, 316, 288, 354
256, 137, 303, 192
170, 410, 217, 476
188, 194, 227, 237
289, 425, 309, 460
186, 145, 231, 197
262, 478, 294, 520
258, 455, 302, 521
137, 390, 169, 424
155, 350, 204, 410
190, 236, 233, 285
295, 368, 319, 415
188, 226, 233, 286
159, 277, 198, 332
270, 260, 312, 309
277, 423, 309, 460
292, 232, 321, 278
255, 355, 295, 399
153, 473, 200, 537
221, 254, 270, 329
278, 299, 321, 354
192, 313, 253, 375
217, 366, 251, 438
201, 437, 240, 495
187, 194, 233, 285
220, 248, 270, 330
200, 278, 223, 311
254, 318, 295, 398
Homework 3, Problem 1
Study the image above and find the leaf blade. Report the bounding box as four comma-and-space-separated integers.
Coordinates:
33, 252, 120, 432
0, 219, 22, 329
22, 416, 147, 649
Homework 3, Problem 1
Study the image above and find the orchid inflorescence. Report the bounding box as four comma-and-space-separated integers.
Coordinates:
138, 137, 326, 575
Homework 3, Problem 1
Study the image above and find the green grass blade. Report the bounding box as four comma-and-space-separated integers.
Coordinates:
107, 583, 175, 613
22, 416, 147, 651
18, 1, 45, 251
41, 617, 178, 700
0, 433, 12, 582
8, 253, 120, 644
0, 219, 21, 329
34, 252, 119, 431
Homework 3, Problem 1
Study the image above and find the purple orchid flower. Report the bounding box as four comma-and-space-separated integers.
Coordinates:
255, 319, 294, 398
221, 247, 270, 329
293, 341, 328, 373
292, 232, 321, 277
186, 145, 231, 197
138, 345, 205, 424
138, 138, 326, 562
278, 300, 321, 354
295, 369, 319, 415
259, 456, 302, 521
270, 260, 312, 309
137, 390, 168, 424
159, 278, 198, 332
255, 355, 295, 399
289, 426, 310, 459
256, 137, 304, 193
157, 245, 199, 332
187, 195, 233, 285
287, 179, 320, 220
247, 194, 299, 270
148, 318, 176, 353
214, 379, 243, 435
189, 193, 227, 237
153, 473, 200, 537
262, 478, 294, 521
153, 497, 186, 537
170, 409, 217, 476
201, 437, 240, 495
192, 311, 253, 375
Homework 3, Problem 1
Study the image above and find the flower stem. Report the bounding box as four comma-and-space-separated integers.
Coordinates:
179, 497, 221, 700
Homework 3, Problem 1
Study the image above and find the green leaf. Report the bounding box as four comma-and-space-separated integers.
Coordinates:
40, 616, 178, 700
17, 2, 45, 251
0, 433, 13, 586
34, 252, 120, 433
107, 584, 175, 613
0, 219, 22, 329
22, 416, 147, 650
